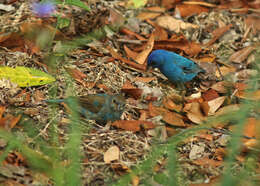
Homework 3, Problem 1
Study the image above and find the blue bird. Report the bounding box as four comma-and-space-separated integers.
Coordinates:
147, 49, 204, 83
45, 94, 125, 124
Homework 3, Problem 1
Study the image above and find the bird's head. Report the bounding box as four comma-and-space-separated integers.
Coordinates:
110, 95, 126, 113
147, 50, 166, 69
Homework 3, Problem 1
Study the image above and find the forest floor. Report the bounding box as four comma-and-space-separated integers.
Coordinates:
0, 0, 260, 185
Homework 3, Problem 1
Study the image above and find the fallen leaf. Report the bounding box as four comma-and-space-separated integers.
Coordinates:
216, 65, 236, 77
163, 97, 182, 112
202, 89, 219, 101
229, 46, 255, 63
156, 16, 199, 33
104, 146, 120, 163
214, 147, 226, 161
124, 45, 138, 60
161, 0, 181, 10
154, 35, 202, 56
146, 6, 165, 12
134, 33, 154, 64
196, 54, 216, 63
146, 19, 168, 40
107, 46, 146, 70
176, 4, 209, 18
148, 103, 167, 117
193, 157, 222, 167
121, 80, 143, 99
207, 96, 226, 115
201, 101, 210, 116
184, 102, 205, 124
112, 120, 155, 132
243, 118, 258, 139
245, 15, 260, 34
205, 24, 232, 47
166, 127, 177, 137
162, 112, 186, 127
0, 106, 21, 129
215, 104, 240, 116
120, 27, 146, 40
134, 76, 156, 83
137, 12, 161, 20
236, 89, 260, 100
66, 68, 87, 81
211, 81, 231, 93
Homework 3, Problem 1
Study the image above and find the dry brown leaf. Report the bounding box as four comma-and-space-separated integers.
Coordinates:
134, 77, 156, 83
201, 101, 210, 116
207, 96, 226, 115
107, 46, 146, 71
154, 35, 202, 56
0, 106, 21, 129
245, 15, 260, 34
243, 118, 258, 139
205, 24, 232, 47
196, 54, 216, 63
202, 89, 219, 101
139, 110, 148, 120
163, 97, 182, 112
162, 112, 186, 127
193, 157, 222, 167
236, 89, 260, 100
148, 20, 169, 41
230, 118, 260, 151
211, 81, 231, 93
216, 66, 236, 77
104, 146, 120, 163
124, 45, 139, 60
184, 102, 205, 124
214, 147, 226, 161
121, 80, 143, 99
215, 104, 240, 116
156, 16, 199, 33
134, 33, 154, 64
166, 127, 177, 137
161, 0, 181, 10
66, 68, 87, 80
137, 12, 161, 20
112, 120, 155, 132
120, 27, 146, 40
148, 103, 167, 117
146, 6, 165, 12
229, 46, 255, 63
198, 132, 213, 141
176, 4, 209, 18
9, 115, 21, 129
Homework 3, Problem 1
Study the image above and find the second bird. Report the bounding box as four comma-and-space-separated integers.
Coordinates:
45, 94, 125, 124
147, 49, 204, 83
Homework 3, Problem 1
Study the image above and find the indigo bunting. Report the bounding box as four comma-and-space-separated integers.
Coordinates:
147, 50, 204, 83
45, 94, 125, 124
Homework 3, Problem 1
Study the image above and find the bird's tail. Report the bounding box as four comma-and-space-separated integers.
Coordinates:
44, 99, 66, 103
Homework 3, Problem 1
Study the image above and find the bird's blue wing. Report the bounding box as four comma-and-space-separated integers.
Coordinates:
160, 61, 196, 82
167, 52, 203, 74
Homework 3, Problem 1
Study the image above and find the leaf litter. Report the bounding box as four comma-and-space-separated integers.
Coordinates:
0, 0, 260, 185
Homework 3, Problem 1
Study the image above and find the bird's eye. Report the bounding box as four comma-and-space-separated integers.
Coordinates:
112, 98, 117, 105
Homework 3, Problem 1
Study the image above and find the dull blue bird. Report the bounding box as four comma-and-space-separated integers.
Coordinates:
45, 94, 125, 124
147, 49, 204, 84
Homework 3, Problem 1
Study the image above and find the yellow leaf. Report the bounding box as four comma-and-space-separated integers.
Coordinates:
0, 66, 55, 87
